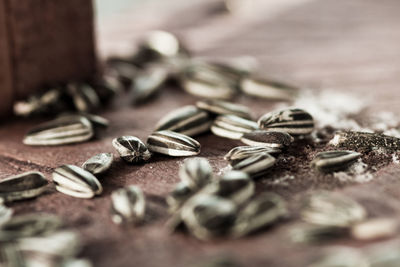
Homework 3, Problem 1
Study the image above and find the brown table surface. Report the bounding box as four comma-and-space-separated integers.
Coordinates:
2, 0, 400, 266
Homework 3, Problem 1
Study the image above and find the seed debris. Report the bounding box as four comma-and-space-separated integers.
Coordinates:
147, 130, 201, 156
112, 136, 151, 163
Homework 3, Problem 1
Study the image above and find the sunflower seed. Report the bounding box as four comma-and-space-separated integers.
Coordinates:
179, 157, 214, 189
181, 78, 236, 100
166, 182, 195, 212
351, 218, 398, 241
52, 165, 103, 199
0, 171, 48, 202
240, 77, 297, 101
0, 204, 12, 226
181, 194, 237, 240
301, 191, 366, 227
311, 150, 362, 172
290, 224, 349, 244
140, 31, 181, 58
0, 243, 26, 267
240, 130, 294, 148
308, 248, 368, 267
67, 83, 100, 113
112, 136, 152, 163
131, 66, 168, 105
155, 105, 212, 136
329, 131, 400, 152
232, 193, 287, 237
258, 108, 314, 135
111, 185, 146, 225
224, 146, 281, 165
23, 115, 94, 146
0, 214, 62, 242
82, 153, 114, 175
147, 130, 201, 156
211, 115, 259, 140
196, 99, 252, 119
231, 153, 276, 178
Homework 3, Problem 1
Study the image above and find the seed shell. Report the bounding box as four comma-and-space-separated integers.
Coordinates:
240, 77, 297, 101
224, 145, 281, 165
196, 99, 252, 119
231, 153, 276, 178
52, 165, 103, 199
0, 171, 48, 202
311, 150, 362, 172
112, 136, 151, 163
111, 185, 146, 225
179, 157, 214, 189
147, 130, 201, 156
240, 130, 294, 148
82, 153, 114, 175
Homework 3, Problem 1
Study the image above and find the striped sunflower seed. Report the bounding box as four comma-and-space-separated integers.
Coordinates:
196, 99, 252, 119
232, 193, 287, 237
23, 115, 94, 146
82, 153, 114, 175
258, 108, 314, 135
67, 83, 101, 113
52, 165, 103, 199
224, 145, 281, 165
0, 214, 62, 242
0, 171, 48, 202
240, 130, 294, 148
179, 157, 214, 189
111, 185, 146, 225
147, 130, 201, 156
166, 182, 195, 212
154, 105, 212, 136
181, 194, 237, 240
0, 204, 12, 226
131, 66, 168, 105
211, 115, 259, 140
311, 150, 361, 172
350, 218, 398, 241
240, 77, 298, 101
181, 78, 236, 100
231, 153, 276, 178
112, 136, 151, 163
301, 191, 367, 227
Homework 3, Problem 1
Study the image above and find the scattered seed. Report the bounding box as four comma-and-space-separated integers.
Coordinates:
131, 66, 168, 105
179, 157, 214, 189
147, 130, 201, 156
351, 218, 398, 241
52, 165, 103, 199
211, 115, 259, 140
311, 150, 362, 172
196, 99, 252, 119
111, 185, 146, 225
240, 77, 297, 101
23, 115, 94, 146
155, 105, 212, 136
166, 182, 195, 212
258, 108, 314, 135
231, 153, 276, 178
82, 153, 114, 175
240, 130, 294, 148
290, 224, 349, 244
224, 146, 281, 165
181, 78, 236, 100
112, 136, 151, 163
0, 171, 48, 202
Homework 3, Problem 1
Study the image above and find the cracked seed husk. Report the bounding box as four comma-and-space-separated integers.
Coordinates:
311, 150, 362, 172
82, 153, 114, 175
111, 185, 146, 225
224, 145, 281, 165
240, 77, 298, 101
231, 153, 276, 178
52, 165, 103, 199
0, 171, 48, 202
23, 115, 94, 146
112, 136, 151, 163
240, 130, 294, 148
211, 115, 259, 140
147, 130, 201, 156
196, 99, 252, 119
179, 157, 214, 189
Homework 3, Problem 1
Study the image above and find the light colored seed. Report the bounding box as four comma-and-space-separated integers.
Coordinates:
307, 248, 368, 267
196, 99, 252, 119
211, 115, 259, 140
224, 145, 281, 165
155, 105, 212, 136
231, 153, 276, 178
290, 224, 349, 244
351, 218, 398, 241
232, 193, 287, 237
23, 115, 94, 146
166, 182, 195, 212
111, 185, 146, 225
179, 157, 214, 189
181, 78, 236, 100
131, 66, 168, 105
52, 165, 103, 199
0, 171, 48, 202
240, 130, 294, 148
311, 150, 362, 172
147, 130, 201, 156
301, 191, 367, 227
112, 136, 151, 163
240, 77, 297, 101
258, 108, 314, 135
82, 153, 114, 175
181, 194, 237, 240
0, 204, 13, 226
67, 83, 100, 113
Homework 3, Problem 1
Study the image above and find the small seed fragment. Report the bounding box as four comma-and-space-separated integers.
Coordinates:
111, 185, 146, 225
155, 105, 212, 136
179, 157, 214, 189
311, 150, 362, 172
196, 99, 252, 119
240, 77, 297, 101
351, 218, 398, 241
82, 153, 114, 175
147, 130, 201, 156
224, 146, 281, 165
0, 171, 48, 202
231, 153, 276, 178
166, 182, 195, 212
211, 115, 259, 140
52, 165, 103, 199
258, 108, 314, 135
112, 136, 151, 163
23, 115, 94, 146
240, 130, 294, 148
